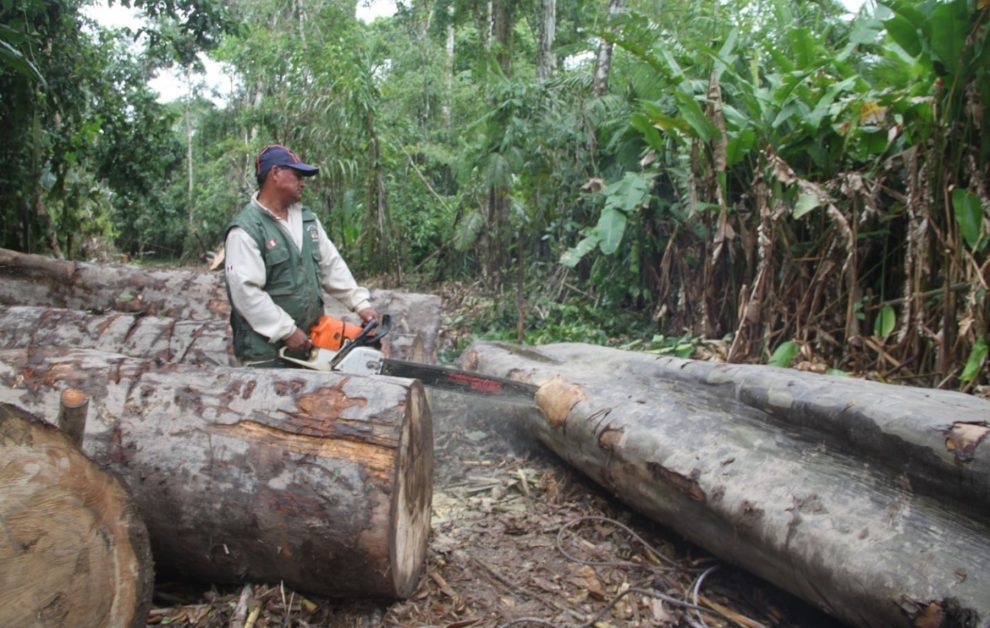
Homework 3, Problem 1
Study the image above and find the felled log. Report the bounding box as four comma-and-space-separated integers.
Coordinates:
0, 248, 442, 362
0, 403, 154, 627
0, 347, 433, 599
0, 306, 231, 366
463, 341, 990, 627
0, 303, 435, 366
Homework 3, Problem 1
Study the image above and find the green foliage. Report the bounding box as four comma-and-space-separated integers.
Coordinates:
768, 341, 798, 368
960, 337, 988, 382
874, 305, 896, 339
952, 188, 985, 251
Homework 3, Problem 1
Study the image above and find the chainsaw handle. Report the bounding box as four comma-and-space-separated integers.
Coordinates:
329, 314, 392, 369
354, 314, 392, 347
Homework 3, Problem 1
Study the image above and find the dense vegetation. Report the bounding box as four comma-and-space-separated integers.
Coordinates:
1, 0, 987, 390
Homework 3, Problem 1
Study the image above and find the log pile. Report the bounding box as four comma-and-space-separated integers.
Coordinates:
463, 341, 990, 627
0, 248, 442, 363
0, 249, 440, 609
0, 403, 154, 627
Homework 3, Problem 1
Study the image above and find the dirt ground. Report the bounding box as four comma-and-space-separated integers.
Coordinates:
147, 385, 843, 628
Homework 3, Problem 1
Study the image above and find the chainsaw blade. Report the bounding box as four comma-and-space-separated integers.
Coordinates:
380, 358, 538, 404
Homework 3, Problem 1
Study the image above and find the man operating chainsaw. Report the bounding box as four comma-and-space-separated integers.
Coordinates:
224, 144, 380, 367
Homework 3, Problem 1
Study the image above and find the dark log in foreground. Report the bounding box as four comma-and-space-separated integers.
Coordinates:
0, 404, 154, 627
0, 248, 443, 362
463, 341, 990, 627
0, 347, 433, 599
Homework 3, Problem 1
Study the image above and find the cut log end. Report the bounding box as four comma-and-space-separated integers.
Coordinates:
389, 381, 433, 598
0, 405, 153, 628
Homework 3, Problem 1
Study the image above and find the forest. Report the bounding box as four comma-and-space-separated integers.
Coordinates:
1, 0, 988, 391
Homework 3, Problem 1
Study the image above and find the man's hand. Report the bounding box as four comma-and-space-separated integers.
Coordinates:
283, 328, 312, 354
358, 308, 380, 325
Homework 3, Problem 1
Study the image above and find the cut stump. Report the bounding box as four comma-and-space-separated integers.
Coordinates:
0, 404, 154, 627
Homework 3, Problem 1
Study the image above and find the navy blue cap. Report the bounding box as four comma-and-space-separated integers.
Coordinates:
256, 144, 319, 185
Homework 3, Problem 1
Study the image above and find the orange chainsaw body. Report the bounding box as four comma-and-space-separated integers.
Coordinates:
309, 316, 364, 352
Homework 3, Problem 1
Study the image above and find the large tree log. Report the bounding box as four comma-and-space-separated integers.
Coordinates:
0, 404, 154, 627
463, 341, 990, 627
0, 347, 433, 599
0, 303, 436, 366
0, 306, 230, 366
0, 248, 442, 362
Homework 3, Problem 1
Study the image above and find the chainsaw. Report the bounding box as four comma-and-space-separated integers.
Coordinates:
278, 314, 538, 403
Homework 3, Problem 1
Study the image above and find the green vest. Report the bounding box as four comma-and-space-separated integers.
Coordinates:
225, 202, 324, 362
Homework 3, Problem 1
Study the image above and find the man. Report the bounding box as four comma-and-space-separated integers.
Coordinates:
224, 144, 379, 367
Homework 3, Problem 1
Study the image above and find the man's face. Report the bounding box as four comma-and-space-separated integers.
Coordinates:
273, 166, 306, 203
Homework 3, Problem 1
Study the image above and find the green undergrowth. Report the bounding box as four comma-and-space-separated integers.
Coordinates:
438, 289, 700, 365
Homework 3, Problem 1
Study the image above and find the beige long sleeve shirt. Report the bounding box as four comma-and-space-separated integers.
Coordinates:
224, 193, 372, 344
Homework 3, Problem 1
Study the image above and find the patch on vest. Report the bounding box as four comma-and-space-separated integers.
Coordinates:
307, 224, 319, 242
266, 239, 278, 249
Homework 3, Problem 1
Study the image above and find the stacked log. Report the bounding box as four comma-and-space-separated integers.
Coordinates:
463, 341, 990, 627
0, 306, 230, 366
0, 248, 442, 363
0, 404, 154, 627
0, 347, 433, 599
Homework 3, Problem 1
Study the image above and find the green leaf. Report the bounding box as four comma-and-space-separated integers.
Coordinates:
807, 76, 857, 128
453, 210, 484, 252
960, 337, 988, 382
595, 208, 628, 255
768, 341, 798, 367
788, 27, 817, 69
674, 90, 718, 142
825, 368, 850, 377
560, 234, 600, 268
604, 172, 653, 213
874, 305, 896, 339
793, 191, 822, 219
726, 128, 756, 167
930, 0, 969, 75
883, 15, 922, 57
629, 113, 665, 150
849, 15, 884, 45
952, 188, 984, 249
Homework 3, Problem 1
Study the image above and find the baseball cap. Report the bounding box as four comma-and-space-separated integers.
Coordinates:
256, 144, 319, 185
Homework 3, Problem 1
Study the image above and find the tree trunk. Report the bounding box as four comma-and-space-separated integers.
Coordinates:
0, 249, 443, 362
461, 341, 990, 627
592, 0, 625, 96
0, 404, 154, 627
535, 0, 556, 80
443, 3, 455, 128
0, 347, 434, 599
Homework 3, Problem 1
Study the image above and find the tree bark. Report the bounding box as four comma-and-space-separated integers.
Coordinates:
592, 0, 625, 96
0, 404, 154, 627
0, 347, 434, 599
462, 341, 990, 627
0, 249, 443, 362
535, 0, 556, 80
0, 305, 232, 365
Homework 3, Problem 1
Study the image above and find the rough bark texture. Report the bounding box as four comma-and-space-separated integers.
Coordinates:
0, 347, 433, 599
0, 404, 154, 628
462, 341, 990, 628
0, 306, 231, 366
0, 248, 443, 363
